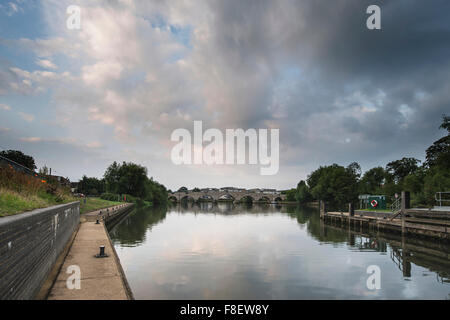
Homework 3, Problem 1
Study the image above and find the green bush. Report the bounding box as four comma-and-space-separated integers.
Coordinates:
100, 193, 119, 201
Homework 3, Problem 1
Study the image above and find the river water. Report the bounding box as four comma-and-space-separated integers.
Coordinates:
109, 203, 450, 299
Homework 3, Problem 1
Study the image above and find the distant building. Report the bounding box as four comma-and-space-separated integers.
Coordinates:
220, 187, 238, 192
262, 189, 278, 195
200, 187, 219, 192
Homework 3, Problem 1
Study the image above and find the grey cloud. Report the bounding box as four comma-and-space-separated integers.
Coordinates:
2, 0, 449, 189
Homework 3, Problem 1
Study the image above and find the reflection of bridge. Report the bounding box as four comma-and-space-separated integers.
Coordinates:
168, 190, 285, 203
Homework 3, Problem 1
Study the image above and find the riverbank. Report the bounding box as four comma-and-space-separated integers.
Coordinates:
0, 187, 75, 217
44, 203, 134, 300
79, 197, 122, 214
0, 167, 75, 217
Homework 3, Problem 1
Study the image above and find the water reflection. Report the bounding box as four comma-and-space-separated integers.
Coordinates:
109, 206, 167, 247
109, 203, 450, 299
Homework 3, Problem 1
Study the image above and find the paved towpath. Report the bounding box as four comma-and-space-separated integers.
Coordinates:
48, 204, 133, 300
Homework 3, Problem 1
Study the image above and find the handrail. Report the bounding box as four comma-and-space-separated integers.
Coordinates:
435, 192, 450, 207
390, 196, 401, 212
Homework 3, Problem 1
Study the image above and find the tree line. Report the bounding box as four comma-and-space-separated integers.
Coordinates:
285, 115, 450, 209
77, 161, 168, 205
0, 148, 169, 206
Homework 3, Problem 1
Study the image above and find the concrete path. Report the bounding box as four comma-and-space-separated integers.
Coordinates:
47, 219, 129, 300
83, 203, 130, 222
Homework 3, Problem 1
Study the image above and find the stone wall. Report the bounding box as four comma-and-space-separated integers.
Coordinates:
0, 202, 80, 300
169, 190, 285, 202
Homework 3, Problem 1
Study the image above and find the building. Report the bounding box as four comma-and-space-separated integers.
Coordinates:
262, 189, 278, 195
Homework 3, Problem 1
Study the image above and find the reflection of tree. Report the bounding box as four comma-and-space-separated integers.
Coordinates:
109, 206, 167, 246
284, 205, 349, 243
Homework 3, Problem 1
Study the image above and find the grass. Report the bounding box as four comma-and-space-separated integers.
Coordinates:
79, 197, 122, 214
358, 208, 393, 213
0, 166, 76, 217
0, 187, 76, 217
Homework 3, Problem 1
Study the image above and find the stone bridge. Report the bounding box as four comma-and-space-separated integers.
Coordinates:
168, 190, 285, 203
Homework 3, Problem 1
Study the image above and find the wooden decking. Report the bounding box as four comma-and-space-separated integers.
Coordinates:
321, 209, 450, 241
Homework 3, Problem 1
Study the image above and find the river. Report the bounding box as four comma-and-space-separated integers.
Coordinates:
109, 203, 450, 299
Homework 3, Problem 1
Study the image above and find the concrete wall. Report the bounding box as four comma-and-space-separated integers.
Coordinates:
0, 202, 80, 300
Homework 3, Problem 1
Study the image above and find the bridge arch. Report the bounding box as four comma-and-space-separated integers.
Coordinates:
256, 196, 271, 203
168, 190, 285, 203
180, 195, 195, 202
198, 194, 214, 202
238, 195, 255, 203
218, 194, 235, 201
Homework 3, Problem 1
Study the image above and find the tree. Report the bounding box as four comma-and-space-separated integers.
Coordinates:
104, 161, 121, 194
386, 157, 420, 183
78, 175, 105, 195
423, 166, 450, 204
144, 178, 168, 205
286, 189, 297, 202
347, 162, 362, 179
39, 165, 50, 175
193, 187, 201, 192
307, 163, 359, 208
0, 150, 36, 170
178, 186, 188, 192
103, 161, 167, 203
116, 162, 148, 198
296, 180, 312, 204
359, 167, 385, 194
425, 114, 450, 169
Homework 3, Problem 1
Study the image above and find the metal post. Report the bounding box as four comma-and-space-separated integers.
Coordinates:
95, 245, 108, 258
320, 200, 325, 219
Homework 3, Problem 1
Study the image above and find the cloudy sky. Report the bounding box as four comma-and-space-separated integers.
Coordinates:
0, 0, 449, 190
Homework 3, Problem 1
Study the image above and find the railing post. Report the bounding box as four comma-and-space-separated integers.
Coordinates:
348, 202, 354, 217
320, 200, 326, 219
401, 191, 410, 235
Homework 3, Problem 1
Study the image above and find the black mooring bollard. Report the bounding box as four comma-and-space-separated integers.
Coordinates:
95, 245, 108, 258
95, 219, 100, 224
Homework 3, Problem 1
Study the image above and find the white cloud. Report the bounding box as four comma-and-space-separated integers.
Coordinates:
36, 59, 58, 70
0, 104, 11, 111
20, 137, 42, 142
86, 141, 102, 148
18, 112, 35, 122
0, 1, 23, 16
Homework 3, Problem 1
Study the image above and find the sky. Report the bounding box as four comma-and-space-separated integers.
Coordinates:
0, 0, 449, 191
